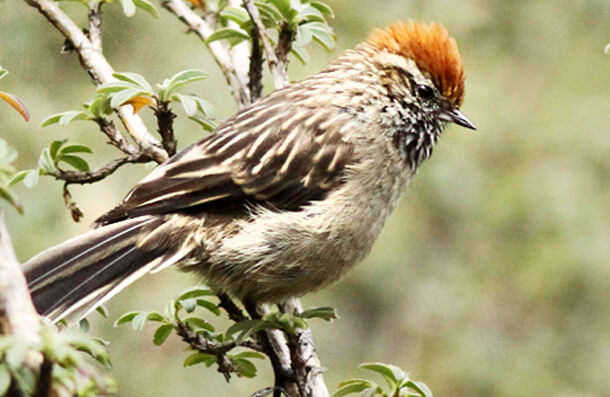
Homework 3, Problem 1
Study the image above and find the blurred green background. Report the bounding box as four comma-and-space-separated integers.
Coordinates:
2, 0, 609, 396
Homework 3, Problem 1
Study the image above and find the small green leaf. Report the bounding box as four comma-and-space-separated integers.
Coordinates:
96, 305, 109, 318
153, 324, 173, 345
196, 298, 220, 315
300, 21, 335, 50
180, 298, 197, 313
175, 94, 197, 116
232, 351, 264, 360
267, 0, 292, 19
110, 88, 151, 108
38, 148, 55, 173
310, 1, 334, 18
177, 286, 215, 301
131, 312, 149, 331
7, 170, 29, 186
188, 116, 217, 131
233, 357, 257, 378
0, 67, 7, 80
158, 70, 208, 101
23, 169, 40, 188
119, 0, 136, 17
114, 311, 140, 327
79, 318, 90, 333
60, 144, 93, 155
220, 6, 249, 25
88, 95, 113, 117
113, 72, 152, 91
360, 363, 406, 389
96, 81, 136, 95
298, 306, 337, 321
184, 317, 215, 332
40, 111, 88, 127
290, 44, 310, 64
6, 342, 27, 369
49, 139, 67, 159
402, 380, 433, 397
333, 380, 375, 397
206, 28, 250, 46
183, 352, 216, 367
59, 155, 90, 172
0, 185, 22, 213
255, 1, 283, 24
133, 0, 159, 18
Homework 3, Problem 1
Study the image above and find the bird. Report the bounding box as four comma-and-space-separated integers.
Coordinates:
24, 22, 476, 323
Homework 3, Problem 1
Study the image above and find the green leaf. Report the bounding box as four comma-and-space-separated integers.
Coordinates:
110, 88, 151, 108
7, 170, 29, 186
38, 148, 56, 173
41, 111, 88, 127
119, 0, 136, 17
220, 6, 249, 25
177, 286, 215, 301
153, 324, 173, 345
232, 351, 264, 360
6, 342, 27, 368
23, 169, 40, 188
255, 1, 283, 24
184, 317, 215, 332
206, 28, 250, 46
88, 95, 113, 117
96, 81, 136, 95
333, 380, 375, 397
0, 365, 10, 396
49, 139, 67, 159
113, 72, 152, 91
133, 0, 159, 18
183, 352, 216, 367
310, 1, 334, 18
0, 185, 22, 213
298, 306, 337, 321
79, 318, 90, 333
233, 358, 257, 378
174, 93, 197, 116
188, 116, 217, 132
402, 380, 433, 397
60, 144, 93, 155
96, 306, 109, 318
0, 67, 7, 80
295, 5, 324, 23
114, 311, 140, 327
131, 312, 149, 331
360, 363, 407, 389
196, 298, 221, 315
300, 21, 335, 50
290, 44, 310, 64
226, 319, 264, 342
59, 155, 90, 172
158, 69, 208, 101
267, 0, 292, 20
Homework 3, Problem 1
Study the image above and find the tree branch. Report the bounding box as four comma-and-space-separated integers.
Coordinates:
23, 0, 168, 163
242, 0, 289, 89
154, 102, 178, 156
53, 153, 151, 185
161, 0, 251, 108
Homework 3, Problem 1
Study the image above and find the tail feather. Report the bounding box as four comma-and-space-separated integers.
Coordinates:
23, 216, 190, 322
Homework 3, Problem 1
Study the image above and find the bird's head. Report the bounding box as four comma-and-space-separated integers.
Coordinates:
368, 22, 476, 131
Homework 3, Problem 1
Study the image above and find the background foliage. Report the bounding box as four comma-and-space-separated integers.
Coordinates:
1, 0, 609, 396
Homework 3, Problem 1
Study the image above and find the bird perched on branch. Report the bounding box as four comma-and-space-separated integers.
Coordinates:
24, 22, 475, 322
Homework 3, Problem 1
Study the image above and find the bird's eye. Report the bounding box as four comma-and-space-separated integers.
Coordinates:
416, 84, 435, 100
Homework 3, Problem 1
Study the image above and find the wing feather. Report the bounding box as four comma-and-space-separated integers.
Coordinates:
96, 93, 355, 226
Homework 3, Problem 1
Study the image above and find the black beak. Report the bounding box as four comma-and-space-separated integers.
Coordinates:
442, 109, 477, 130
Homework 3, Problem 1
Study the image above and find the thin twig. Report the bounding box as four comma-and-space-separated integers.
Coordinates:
161, 0, 251, 107
276, 22, 296, 66
218, 293, 247, 322
242, 0, 289, 89
54, 153, 150, 185
23, 0, 168, 163
94, 118, 141, 156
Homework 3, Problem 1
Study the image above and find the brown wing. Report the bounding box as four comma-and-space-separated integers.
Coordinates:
95, 95, 354, 226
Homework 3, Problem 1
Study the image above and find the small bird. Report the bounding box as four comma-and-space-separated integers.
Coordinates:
24, 22, 475, 322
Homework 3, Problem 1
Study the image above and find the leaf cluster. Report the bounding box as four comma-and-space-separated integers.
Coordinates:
0, 323, 114, 396
335, 363, 432, 397
208, 0, 336, 63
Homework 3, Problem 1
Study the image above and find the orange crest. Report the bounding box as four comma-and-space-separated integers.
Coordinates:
369, 22, 465, 107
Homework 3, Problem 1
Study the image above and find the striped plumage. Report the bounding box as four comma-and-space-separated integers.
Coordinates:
24, 22, 475, 322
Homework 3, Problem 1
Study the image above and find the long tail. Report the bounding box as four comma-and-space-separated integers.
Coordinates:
24, 216, 192, 322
